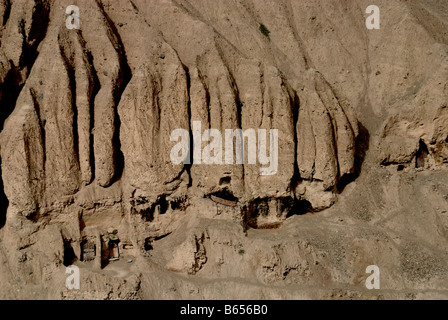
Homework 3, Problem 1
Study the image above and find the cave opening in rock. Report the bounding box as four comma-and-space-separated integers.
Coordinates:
107, 234, 120, 261
219, 176, 231, 186
286, 199, 313, 218
63, 241, 77, 266
144, 238, 153, 252
157, 196, 169, 215
140, 196, 170, 222
210, 189, 238, 203
240, 196, 311, 231
140, 207, 154, 222
242, 198, 273, 231
170, 196, 188, 211
416, 139, 429, 168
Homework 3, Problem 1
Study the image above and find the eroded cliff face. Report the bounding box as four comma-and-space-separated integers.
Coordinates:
0, 0, 361, 231
0, 0, 447, 300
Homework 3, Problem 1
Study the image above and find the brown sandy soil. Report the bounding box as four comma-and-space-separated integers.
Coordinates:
0, 0, 447, 300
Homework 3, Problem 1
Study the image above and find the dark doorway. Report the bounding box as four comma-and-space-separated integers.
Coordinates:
63, 242, 77, 266
416, 140, 429, 168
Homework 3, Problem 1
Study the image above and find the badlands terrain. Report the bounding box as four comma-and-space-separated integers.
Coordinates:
0, 0, 447, 299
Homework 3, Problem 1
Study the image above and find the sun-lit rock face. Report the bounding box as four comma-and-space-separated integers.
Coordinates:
0, 0, 447, 300
0, 0, 360, 225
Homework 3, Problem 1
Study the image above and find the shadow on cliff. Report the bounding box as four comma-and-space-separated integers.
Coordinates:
0, 159, 8, 229
0, 69, 20, 230
0, 68, 18, 230
337, 121, 370, 193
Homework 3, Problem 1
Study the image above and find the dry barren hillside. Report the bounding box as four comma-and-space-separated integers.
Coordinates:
0, 0, 447, 299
